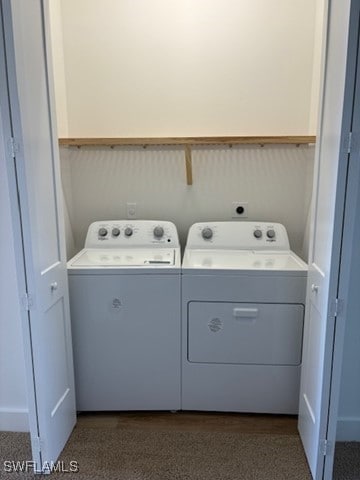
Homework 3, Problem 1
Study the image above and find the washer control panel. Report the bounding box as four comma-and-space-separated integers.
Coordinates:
186, 222, 290, 250
85, 220, 179, 248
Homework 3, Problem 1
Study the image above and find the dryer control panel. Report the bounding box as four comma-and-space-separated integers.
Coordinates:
85, 220, 179, 248
186, 222, 290, 250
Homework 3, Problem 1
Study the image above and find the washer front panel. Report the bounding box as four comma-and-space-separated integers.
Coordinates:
69, 273, 181, 411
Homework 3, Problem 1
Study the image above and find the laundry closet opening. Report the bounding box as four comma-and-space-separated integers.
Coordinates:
3, 0, 360, 478
50, 0, 321, 260
49, 0, 322, 474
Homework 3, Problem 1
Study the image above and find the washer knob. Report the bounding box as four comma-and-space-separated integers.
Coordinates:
153, 226, 164, 238
254, 229, 262, 239
112, 227, 120, 237
98, 227, 108, 237
202, 227, 213, 240
267, 229, 276, 239
124, 227, 133, 237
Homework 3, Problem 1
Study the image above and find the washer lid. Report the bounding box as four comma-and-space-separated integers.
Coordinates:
182, 249, 307, 272
68, 248, 176, 268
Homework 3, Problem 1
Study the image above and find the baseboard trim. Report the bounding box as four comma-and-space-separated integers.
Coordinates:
337, 416, 360, 441
0, 408, 29, 432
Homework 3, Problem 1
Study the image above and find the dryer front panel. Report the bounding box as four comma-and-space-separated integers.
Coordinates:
187, 302, 304, 365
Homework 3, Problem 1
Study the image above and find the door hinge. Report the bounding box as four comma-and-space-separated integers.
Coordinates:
330, 298, 344, 317
8, 137, 19, 159
347, 132, 352, 154
32, 436, 42, 454
22, 293, 34, 311
320, 439, 333, 456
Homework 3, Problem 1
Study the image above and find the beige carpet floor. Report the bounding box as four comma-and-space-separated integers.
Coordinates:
0, 422, 312, 479
2, 415, 359, 479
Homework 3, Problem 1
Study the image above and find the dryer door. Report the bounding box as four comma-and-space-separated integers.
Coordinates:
188, 302, 304, 365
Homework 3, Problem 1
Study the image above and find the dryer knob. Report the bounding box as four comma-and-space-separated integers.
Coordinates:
124, 227, 133, 237
112, 227, 120, 237
98, 227, 108, 237
153, 226, 164, 238
254, 229, 262, 239
267, 229, 276, 239
202, 227, 213, 240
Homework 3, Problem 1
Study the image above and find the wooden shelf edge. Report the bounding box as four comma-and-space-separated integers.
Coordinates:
59, 135, 316, 147
58, 136, 316, 186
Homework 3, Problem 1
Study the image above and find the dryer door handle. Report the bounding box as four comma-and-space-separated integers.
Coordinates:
233, 307, 259, 318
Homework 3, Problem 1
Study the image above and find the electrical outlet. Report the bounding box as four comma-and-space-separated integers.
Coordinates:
232, 202, 248, 218
126, 202, 137, 219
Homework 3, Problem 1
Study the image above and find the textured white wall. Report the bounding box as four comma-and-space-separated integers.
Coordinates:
0, 115, 28, 432
56, 0, 318, 137
61, 144, 314, 259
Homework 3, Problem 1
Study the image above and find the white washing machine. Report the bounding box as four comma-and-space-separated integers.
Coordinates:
181, 221, 308, 414
67, 220, 181, 411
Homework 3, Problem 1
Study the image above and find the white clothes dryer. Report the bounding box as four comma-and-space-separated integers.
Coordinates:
67, 220, 181, 411
181, 221, 307, 414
